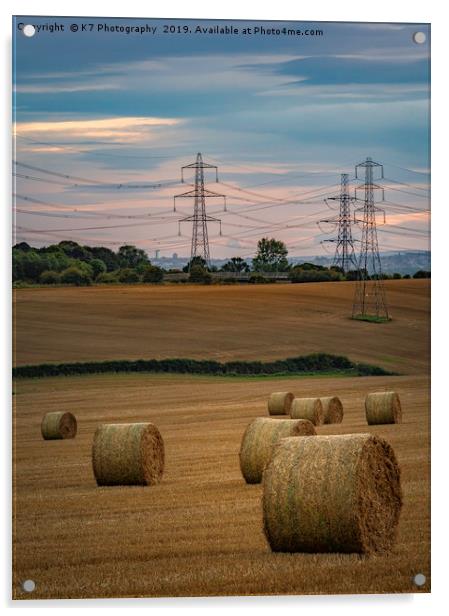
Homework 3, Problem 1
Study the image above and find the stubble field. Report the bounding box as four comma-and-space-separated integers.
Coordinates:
13, 279, 430, 598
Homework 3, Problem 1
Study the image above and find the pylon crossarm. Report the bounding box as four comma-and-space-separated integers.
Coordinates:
174, 189, 197, 198
202, 189, 227, 198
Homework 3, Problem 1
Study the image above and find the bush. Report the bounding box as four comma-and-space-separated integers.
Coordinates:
221, 278, 238, 284
248, 274, 270, 284
413, 270, 431, 279
183, 257, 207, 273
12, 353, 394, 379
189, 265, 212, 284
60, 267, 92, 286
117, 268, 140, 283
96, 272, 118, 284
90, 258, 107, 279
39, 270, 61, 285
71, 259, 94, 278
142, 265, 164, 283
289, 267, 342, 284
392, 273, 402, 280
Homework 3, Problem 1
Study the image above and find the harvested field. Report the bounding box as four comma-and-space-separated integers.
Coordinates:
13, 279, 430, 374
13, 371, 430, 598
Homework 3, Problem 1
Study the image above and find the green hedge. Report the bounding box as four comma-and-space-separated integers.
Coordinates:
12, 353, 393, 379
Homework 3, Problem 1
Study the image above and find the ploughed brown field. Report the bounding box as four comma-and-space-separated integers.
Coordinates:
14, 279, 429, 374
12, 280, 430, 598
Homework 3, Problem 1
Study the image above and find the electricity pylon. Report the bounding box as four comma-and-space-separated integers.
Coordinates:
319, 173, 358, 273
174, 153, 225, 268
352, 157, 390, 321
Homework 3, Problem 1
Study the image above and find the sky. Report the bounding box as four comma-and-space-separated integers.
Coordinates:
12, 16, 430, 259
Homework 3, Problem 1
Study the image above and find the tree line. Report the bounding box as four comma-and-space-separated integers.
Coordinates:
12, 238, 431, 287
13, 352, 393, 379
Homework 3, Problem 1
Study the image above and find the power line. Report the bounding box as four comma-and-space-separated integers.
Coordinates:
383, 176, 429, 193
382, 161, 430, 176
14, 193, 175, 218
379, 183, 429, 199
14, 160, 178, 190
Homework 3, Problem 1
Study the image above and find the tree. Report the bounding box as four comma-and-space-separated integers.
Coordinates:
345, 268, 369, 281
13, 242, 31, 252
289, 267, 342, 284
189, 265, 212, 284
89, 258, 107, 279
60, 266, 92, 286
70, 259, 94, 279
96, 272, 118, 284
58, 240, 92, 261
39, 270, 61, 285
90, 246, 120, 271
221, 257, 250, 273
413, 270, 431, 279
330, 265, 344, 275
118, 245, 149, 269
142, 265, 164, 283
298, 262, 325, 271
117, 268, 140, 283
252, 238, 289, 272
183, 256, 208, 273
13, 250, 47, 281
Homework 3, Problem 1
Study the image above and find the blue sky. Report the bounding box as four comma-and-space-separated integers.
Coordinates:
13, 17, 430, 258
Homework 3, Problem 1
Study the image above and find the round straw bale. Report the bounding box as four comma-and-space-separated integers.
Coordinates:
92, 423, 164, 486
240, 417, 316, 484
321, 396, 344, 424
41, 412, 77, 440
268, 392, 294, 415
263, 433, 402, 554
365, 391, 402, 425
290, 397, 324, 425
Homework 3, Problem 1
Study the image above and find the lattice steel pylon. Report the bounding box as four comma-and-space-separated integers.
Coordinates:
351, 157, 390, 320
175, 153, 225, 269
319, 173, 358, 273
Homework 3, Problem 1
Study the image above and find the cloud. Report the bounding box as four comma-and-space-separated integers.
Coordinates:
14, 116, 183, 143
15, 82, 120, 94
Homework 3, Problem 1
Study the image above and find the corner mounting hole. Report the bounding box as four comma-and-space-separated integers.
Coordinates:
22, 24, 36, 37
413, 31, 426, 44
21, 579, 36, 592
414, 573, 426, 587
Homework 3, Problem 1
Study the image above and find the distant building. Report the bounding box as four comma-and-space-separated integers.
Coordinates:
155, 249, 160, 259
172, 253, 178, 259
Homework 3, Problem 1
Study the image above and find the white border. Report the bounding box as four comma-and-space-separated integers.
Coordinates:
2, 1, 446, 614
